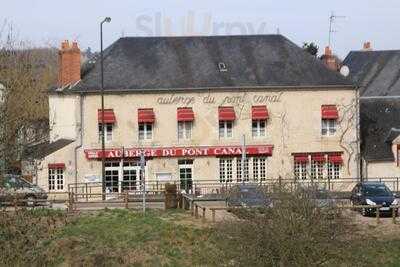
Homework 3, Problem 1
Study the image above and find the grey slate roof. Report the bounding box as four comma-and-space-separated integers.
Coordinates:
360, 98, 400, 162
23, 139, 74, 159
343, 50, 400, 96
69, 35, 353, 93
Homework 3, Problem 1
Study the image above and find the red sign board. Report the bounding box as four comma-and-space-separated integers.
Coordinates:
84, 145, 273, 160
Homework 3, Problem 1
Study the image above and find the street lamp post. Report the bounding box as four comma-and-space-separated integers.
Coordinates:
100, 17, 111, 200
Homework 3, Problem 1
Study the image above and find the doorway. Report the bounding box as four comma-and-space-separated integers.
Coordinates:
179, 159, 193, 193
105, 160, 144, 193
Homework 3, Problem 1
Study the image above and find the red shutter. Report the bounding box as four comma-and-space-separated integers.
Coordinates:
138, 108, 155, 123
311, 153, 325, 162
48, 163, 65, 169
328, 154, 343, 164
294, 154, 309, 163
177, 108, 194, 122
321, 105, 339, 119
252, 106, 269, 120
218, 107, 236, 121
98, 109, 116, 123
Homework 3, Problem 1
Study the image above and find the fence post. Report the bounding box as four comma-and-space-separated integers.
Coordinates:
86, 184, 89, 202
392, 206, 397, 224
376, 206, 380, 224
195, 204, 199, 219
125, 192, 129, 209
202, 207, 206, 222
191, 200, 194, 216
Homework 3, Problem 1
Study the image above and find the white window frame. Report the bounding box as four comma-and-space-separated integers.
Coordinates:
219, 158, 233, 183
98, 123, 113, 143
236, 157, 250, 182
139, 122, 153, 140
48, 168, 64, 191
178, 121, 192, 140
327, 162, 341, 179
294, 162, 307, 180
252, 120, 266, 138
219, 121, 233, 138
322, 119, 337, 136
253, 157, 267, 181
310, 160, 324, 180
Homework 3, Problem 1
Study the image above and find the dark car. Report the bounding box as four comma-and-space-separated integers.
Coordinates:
350, 182, 398, 216
0, 174, 47, 206
226, 184, 271, 208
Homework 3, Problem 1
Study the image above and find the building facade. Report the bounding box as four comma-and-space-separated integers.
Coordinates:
344, 45, 400, 178
31, 35, 359, 193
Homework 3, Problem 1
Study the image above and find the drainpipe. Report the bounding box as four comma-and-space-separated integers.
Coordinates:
74, 93, 84, 189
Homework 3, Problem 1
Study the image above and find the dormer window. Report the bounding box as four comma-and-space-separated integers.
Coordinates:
218, 62, 227, 72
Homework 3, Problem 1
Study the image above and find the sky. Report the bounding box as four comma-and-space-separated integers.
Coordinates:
2, 0, 400, 58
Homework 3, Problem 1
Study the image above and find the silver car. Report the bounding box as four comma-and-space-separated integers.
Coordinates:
0, 174, 47, 206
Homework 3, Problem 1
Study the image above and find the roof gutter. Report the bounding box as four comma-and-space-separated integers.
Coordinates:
65, 84, 356, 95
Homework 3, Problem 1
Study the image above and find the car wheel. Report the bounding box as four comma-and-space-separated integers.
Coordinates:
361, 208, 367, 217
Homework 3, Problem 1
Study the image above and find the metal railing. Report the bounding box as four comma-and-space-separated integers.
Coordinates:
66, 177, 400, 201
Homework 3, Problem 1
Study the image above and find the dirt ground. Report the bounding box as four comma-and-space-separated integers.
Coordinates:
345, 209, 400, 239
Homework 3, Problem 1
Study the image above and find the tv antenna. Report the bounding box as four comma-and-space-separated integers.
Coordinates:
328, 11, 346, 47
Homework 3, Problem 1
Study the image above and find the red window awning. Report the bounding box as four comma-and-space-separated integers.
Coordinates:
294, 154, 309, 163
98, 109, 116, 123
328, 154, 343, 164
218, 106, 236, 121
311, 153, 326, 162
177, 108, 194, 122
252, 106, 269, 120
321, 105, 339, 119
48, 163, 65, 169
138, 108, 155, 123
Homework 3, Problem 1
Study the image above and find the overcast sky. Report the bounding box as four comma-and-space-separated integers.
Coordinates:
2, 0, 399, 58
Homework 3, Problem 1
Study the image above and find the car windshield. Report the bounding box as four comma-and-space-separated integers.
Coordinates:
363, 184, 392, 197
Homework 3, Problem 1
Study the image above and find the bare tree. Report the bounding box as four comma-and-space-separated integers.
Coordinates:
0, 22, 58, 174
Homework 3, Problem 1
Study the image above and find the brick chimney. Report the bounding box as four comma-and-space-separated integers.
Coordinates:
58, 40, 81, 87
363, 41, 372, 51
322, 46, 339, 71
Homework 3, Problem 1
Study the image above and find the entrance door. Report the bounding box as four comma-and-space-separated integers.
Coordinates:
105, 161, 120, 192
122, 161, 142, 192
179, 159, 193, 193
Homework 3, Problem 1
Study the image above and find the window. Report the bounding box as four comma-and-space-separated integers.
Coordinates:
253, 157, 267, 181
48, 168, 64, 191
236, 158, 250, 182
219, 121, 233, 138
310, 160, 324, 180
219, 158, 233, 183
252, 120, 266, 137
294, 153, 343, 180
294, 162, 307, 180
139, 123, 153, 140
327, 163, 341, 179
322, 119, 337, 136
98, 123, 113, 142
178, 121, 192, 140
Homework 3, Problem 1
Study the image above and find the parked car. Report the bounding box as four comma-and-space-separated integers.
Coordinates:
226, 184, 272, 208
297, 185, 336, 208
350, 182, 398, 216
0, 174, 47, 206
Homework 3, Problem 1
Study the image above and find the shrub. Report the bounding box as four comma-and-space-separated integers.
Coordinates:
211, 188, 357, 266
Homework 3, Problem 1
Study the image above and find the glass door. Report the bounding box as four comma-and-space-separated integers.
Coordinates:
179, 159, 193, 193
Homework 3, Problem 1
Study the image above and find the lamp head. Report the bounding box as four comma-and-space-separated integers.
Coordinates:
105, 17, 111, 23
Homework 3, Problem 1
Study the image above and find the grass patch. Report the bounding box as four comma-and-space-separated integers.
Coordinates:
2, 207, 400, 266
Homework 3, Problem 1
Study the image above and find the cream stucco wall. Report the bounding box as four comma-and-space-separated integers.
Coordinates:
37, 87, 359, 192
49, 94, 80, 142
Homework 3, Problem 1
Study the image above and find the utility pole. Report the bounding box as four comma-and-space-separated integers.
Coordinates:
100, 17, 111, 200
328, 12, 346, 48
241, 134, 246, 184
140, 150, 146, 213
